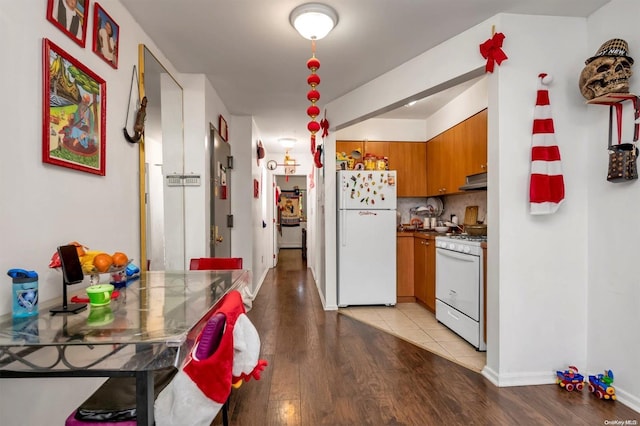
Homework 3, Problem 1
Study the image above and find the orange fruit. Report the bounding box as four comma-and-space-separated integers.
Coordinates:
112, 252, 128, 267
93, 253, 113, 272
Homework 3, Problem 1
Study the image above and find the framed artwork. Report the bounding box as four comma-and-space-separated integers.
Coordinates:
43, 38, 106, 176
92, 3, 119, 69
219, 115, 228, 141
46, 0, 90, 47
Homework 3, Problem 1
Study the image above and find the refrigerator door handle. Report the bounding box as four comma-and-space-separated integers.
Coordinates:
339, 175, 346, 209
340, 209, 346, 246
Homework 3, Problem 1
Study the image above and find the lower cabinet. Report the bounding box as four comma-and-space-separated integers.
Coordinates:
396, 234, 415, 302
413, 236, 435, 312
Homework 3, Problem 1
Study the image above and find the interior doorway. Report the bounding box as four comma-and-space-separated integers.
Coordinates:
274, 174, 307, 262
209, 123, 232, 257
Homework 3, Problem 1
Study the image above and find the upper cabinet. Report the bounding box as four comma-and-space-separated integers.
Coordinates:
388, 142, 427, 197
462, 109, 488, 175
426, 109, 487, 196
336, 140, 364, 158
337, 140, 428, 197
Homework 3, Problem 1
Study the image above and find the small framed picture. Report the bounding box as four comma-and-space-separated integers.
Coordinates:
219, 115, 228, 142
46, 0, 90, 47
92, 3, 119, 69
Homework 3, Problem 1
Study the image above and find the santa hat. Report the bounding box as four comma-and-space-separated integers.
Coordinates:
154, 291, 267, 426
529, 73, 565, 215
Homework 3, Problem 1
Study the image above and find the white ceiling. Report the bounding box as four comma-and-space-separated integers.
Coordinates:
120, 0, 609, 155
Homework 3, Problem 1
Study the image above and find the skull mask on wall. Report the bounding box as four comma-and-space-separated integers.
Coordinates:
578, 38, 634, 100
579, 56, 633, 100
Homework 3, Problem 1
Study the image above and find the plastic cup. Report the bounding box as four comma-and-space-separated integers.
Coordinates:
85, 284, 114, 306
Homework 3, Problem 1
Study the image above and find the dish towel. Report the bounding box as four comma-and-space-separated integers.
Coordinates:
529, 73, 565, 215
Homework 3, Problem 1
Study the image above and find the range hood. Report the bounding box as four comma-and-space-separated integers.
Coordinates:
459, 172, 487, 191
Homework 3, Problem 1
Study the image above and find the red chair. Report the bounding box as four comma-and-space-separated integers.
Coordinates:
189, 257, 243, 271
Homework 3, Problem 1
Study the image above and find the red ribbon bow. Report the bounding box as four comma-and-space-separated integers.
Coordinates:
479, 32, 508, 73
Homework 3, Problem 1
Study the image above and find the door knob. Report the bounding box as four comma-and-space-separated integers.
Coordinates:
216, 236, 224, 243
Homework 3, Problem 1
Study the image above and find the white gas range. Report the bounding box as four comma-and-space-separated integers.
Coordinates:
435, 235, 486, 351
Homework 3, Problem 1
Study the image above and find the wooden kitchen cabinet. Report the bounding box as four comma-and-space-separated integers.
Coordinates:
426, 133, 462, 196
461, 109, 488, 176
387, 142, 427, 197
336, 140, 364, 157
396, 234, 415, 302
363, 141, 390, 159
413, 235, 436, 312
426, 108, 487, 196
338, 140, 428, 197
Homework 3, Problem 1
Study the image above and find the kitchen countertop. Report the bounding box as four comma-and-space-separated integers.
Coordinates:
397, 230, 445, 238
398, 231, 488, 248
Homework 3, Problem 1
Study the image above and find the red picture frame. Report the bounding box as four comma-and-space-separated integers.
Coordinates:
43, 38, 107, 176
253, 179, 260, 198
219, 115, 228, 142
92, 3, 119, 69
46, 0, 90, 47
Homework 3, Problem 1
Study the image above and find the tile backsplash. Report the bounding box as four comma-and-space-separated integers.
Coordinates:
398, 192, 487, 226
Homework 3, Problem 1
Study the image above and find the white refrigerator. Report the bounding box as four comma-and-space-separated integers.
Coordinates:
337, 170, 397, 307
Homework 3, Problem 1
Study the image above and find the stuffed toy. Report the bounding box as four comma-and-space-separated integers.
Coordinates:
154, 290, 267, 426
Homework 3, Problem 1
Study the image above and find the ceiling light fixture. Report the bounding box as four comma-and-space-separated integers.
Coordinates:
279, 138, 297, 149
289, 3, 338, 40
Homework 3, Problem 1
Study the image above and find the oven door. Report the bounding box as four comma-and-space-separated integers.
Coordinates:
435, 248, 480, 321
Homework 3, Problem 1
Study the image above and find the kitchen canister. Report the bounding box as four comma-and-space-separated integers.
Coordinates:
7, 269, 39, 317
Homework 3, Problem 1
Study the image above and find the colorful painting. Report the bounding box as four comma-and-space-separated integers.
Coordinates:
279, 191, 301, 227
92, 3, 119, 69
46, 0, 90, 47
43, 38, 106, 176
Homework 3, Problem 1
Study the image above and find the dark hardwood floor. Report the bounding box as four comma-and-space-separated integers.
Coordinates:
224, 249, 639, 425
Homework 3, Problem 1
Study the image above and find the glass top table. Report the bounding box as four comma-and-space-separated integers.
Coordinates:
0, 269, 250, 425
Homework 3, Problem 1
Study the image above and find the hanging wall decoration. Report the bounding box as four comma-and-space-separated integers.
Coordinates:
46, 0, 89, 47
579, 38, 634, 101
529, 73, 565, 215
43, 38, 106, 176
92, 3, 120, 69
479, 27, 508, 73
256, 140, 265, 166
307, 46, 321, 155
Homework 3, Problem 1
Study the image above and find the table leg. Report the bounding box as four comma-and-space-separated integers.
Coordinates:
136, 370, 155, 426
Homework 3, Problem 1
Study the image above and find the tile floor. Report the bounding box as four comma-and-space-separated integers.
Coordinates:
339, 302, 486, 372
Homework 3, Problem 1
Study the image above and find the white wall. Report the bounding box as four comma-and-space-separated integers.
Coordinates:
488, 13, 589, 388
0, 1, 185, 424
335, 118, 427, 141
586, 0, 640, 408
181, 74, 208, 267
425, 76, 488, 139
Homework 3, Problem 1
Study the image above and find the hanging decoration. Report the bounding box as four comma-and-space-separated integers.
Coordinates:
256, 140, 265, 166
123, 65, 147, 143
307, 40, 321, 155
320, 109, 329, 138
479, 26, 508, 73
529, 73, 565, 215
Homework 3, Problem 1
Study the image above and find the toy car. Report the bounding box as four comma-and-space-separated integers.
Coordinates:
588, 370, 616, 400
556, 366, 584, 392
